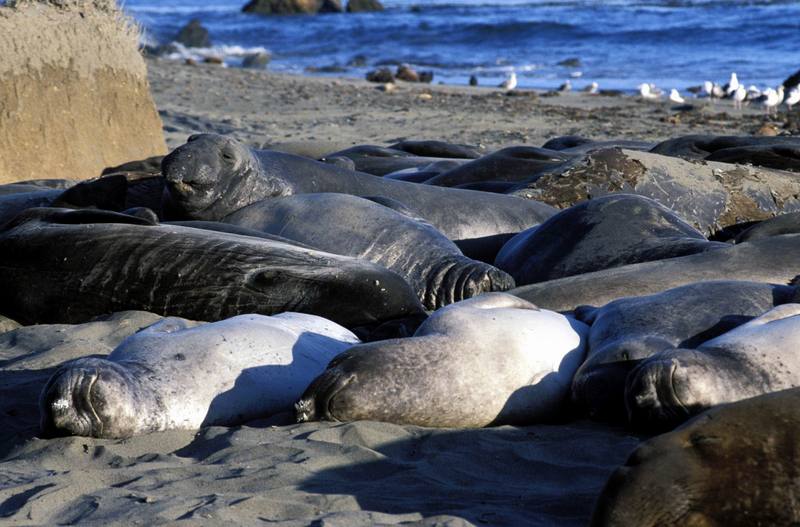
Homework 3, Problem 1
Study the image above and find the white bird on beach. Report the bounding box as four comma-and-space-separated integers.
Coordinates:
763, 86, 784, 116
786, 85, 800, 110
639, 83, 661, 100
733, 84, 747, 110
703, 80, 714, 97
747, 85, 762, 101
669, 88, 685, 104
559, 79, 572, 92
498, 71, 517, 91
584, 81, 599, 94
725, 72, 739, 97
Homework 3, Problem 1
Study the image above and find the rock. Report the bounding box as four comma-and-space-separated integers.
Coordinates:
418, 93, 432, 101
419, 71, 434, 83
512, 148, 800, 236
242, 51, 272, 68
347, 0, 384, 12
376, 82, 396, 93
0, 0, 166, 184
557, 57, 581, 67
319, 0, 344, 12
203, 56, 224, 65
756, 123, 780, 136
242, 0, 331, 15
175, 18, 210, 48
366, 67, 394, 83
185, 58, 198, 66
396, 64, 419, 82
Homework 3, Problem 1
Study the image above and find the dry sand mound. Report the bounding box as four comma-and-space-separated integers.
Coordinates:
0, 0, 166, 184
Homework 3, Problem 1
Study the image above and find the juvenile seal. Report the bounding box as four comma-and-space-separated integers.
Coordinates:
572, 280, 798, 421
422, 146, 572, 188
626, 303, 800, 430
510, 233, 800, 312
0, 208, 424, 327
161, 134, 556, 241
296, 293, 588, 428
734, 211, 800, 242
223, 193, 514, 309
495, 194, 724, 285
40, 313, 359, 438
592, 388, 800, 526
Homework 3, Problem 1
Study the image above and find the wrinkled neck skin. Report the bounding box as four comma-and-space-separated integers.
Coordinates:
202, 155, 287, 221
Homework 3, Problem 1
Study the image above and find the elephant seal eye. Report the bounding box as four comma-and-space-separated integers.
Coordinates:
222, 151, 235, 162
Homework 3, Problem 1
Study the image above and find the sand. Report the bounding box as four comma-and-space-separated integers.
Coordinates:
0, 1, 165, 184
146, 57, 775, 152
0, 59, 785, 525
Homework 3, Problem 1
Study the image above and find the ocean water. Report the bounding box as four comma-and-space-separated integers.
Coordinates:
123, 0, 800, 91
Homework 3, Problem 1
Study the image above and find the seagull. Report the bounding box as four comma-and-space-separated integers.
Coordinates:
724, 72, 739, 97
669, 89, 685, 104
733, 85, 747, 110
639, 83, 661, 100
746, 85, 762, 101
703, 80, 714, 97
498, 71, 517, 91
583, 81, 599, 94
763, 86, 784, 116
558, 79, 572, 92
711, 83, 725, 99
786, 85, 800, 110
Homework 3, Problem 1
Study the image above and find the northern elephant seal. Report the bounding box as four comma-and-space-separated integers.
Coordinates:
422, 146, 572, 188
510, 234, 800, 312
161, 134, 556, 241
626, 303, 800, 429
592, 388, 800, 526
495, 194, 724, 285
0, 208, 423, 327
40, 313, 358, 438
296, 293, 588, 428
223, 193, 514, 309
572, 280, 798, 421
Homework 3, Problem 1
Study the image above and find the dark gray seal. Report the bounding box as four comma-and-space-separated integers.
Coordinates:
626, 303, 800, 430
422, 146, 572, 188
650, 134, 800, 168
495, 194, 725, 286
510, 233, 800, 312
161, 134, 556, 241
296, 293, 588, 428
223, 193, 514, 309
0, 208, 424, 327
592, 387, 800, 526
735, 211, 800, 242
572, 280, 798, 422
387, 140, 483, 159
319, 144, 457, 176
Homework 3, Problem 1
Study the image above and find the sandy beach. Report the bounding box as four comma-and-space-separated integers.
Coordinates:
0, 57, 796, 526
146, 57, 779, 152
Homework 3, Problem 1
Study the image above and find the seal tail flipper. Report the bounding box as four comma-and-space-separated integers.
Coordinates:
295, 370, 355, 423
425, 257, 516, 310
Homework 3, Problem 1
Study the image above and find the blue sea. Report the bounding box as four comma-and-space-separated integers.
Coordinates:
123, 0, 800, 91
